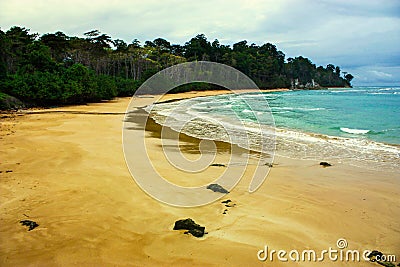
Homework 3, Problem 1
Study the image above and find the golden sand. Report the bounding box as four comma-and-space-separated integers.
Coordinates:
1, 90, 399, 266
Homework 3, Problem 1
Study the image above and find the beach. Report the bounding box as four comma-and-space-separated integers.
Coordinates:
1, 90, 399, 266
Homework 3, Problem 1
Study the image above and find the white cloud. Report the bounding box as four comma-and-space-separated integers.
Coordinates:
348, 66, 400, 85
369, 70, 393, 78
1, 0, 399, 84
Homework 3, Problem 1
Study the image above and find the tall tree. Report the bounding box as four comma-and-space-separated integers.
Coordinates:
184, 34, 211, 61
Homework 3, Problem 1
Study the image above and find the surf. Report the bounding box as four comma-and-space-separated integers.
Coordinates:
340, 127, 370, 134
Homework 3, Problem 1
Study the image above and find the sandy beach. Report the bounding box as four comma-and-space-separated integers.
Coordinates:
1, 90, 399, 266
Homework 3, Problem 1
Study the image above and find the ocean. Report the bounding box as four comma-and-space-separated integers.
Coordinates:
148, 86, 400, 171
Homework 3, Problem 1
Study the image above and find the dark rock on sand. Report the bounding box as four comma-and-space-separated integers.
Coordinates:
367, 251, 396, 267
207, 183, 229, 194
20, 220, 39, 231
210, 163, 226, 167
173, 218, 205, 238
367, 250, 383, 261
377, 262, 396, 267
320, 162, 332, 167
184, 229, 204, 238
367, 250, 396, 267
221, 199, 231, 204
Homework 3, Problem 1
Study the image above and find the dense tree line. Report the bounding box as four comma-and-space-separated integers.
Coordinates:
0, 26, 353, 108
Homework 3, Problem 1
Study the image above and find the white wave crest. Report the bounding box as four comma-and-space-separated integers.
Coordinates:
340, 127, 370, 134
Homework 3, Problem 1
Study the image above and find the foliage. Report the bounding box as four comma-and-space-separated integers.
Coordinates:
0, 92, 24, 110
0, 26, 353, 108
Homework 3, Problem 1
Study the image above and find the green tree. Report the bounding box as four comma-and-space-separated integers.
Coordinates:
344, 73, 354, 84
40, 31, 70, 61
184, 34, 211, 61
153, 38, 171, 53
0, 26, 354, 109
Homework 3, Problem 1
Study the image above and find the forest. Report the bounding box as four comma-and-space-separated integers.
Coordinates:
0, 26, 354, 108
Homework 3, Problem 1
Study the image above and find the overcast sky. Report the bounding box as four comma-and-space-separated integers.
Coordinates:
1, 0, 399, 85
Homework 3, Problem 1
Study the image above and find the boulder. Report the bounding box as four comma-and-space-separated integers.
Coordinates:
0, 93, 24, 110
173, 218, 205, 238
20, 220, 39, 231
320, 162, 332, 167
210, 163, 226, 167
207, 183, 229, 194
368, 250, 383, 259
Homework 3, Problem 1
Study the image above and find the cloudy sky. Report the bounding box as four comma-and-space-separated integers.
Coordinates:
1, 0, 399, 85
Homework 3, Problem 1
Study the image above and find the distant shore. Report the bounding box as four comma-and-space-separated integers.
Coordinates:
1, 86, 353, 111
0, 90, 399, 266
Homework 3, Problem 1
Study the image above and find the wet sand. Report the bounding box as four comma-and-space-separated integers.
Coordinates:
1, 90, 399, 266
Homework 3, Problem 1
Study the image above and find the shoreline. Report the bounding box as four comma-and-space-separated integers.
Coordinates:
148, 90, 400, 173
1, 90, 399, 266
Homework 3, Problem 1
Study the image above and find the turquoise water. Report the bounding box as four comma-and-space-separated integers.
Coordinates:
149, 86, 400, 170
236, 87, 400, 145
265, 87, 400, 145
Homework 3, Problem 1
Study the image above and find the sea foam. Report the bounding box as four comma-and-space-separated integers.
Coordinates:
340, 127, 370, 134
147, 90, 400, 172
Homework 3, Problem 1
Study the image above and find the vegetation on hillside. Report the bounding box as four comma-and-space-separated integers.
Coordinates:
0, 27, 353, 108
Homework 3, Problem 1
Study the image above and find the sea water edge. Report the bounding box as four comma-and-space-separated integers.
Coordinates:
147, 86, 400, 172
